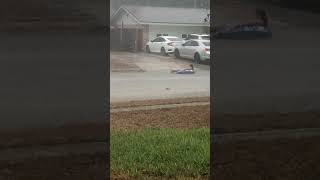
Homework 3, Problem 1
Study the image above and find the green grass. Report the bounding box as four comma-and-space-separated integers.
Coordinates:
111, 128, 210, 179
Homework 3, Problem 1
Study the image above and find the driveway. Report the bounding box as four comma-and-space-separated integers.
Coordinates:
111, 51, 210, 72
110, 52, 210, 102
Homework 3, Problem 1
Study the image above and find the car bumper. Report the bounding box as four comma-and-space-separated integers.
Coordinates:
201, 53, 210, 61
166, 47, 175, 53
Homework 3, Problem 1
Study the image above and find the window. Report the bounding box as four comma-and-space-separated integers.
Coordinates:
156, 34, 162, 37
167, 38, 182, 42
159, 38, 166, 42
201, 36, 210, 40
188, 35, 199, 39
191, 41, 199, 46
152, 38, 160, 42
163, 34, 168, 36
184, 41, 193, 46
182, 34, 187, 38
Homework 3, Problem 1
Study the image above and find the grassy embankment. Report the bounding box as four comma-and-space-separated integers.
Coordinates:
111, 128, 210, 179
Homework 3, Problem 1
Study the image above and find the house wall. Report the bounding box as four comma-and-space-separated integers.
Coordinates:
112, 10, 145, 51
142, 24, 149, 50
148, 25, 209, 40
112, 11, 210, 51
114, 10, 139, 28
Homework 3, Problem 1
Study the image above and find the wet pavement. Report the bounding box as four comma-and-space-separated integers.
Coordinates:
110, 52, 210, 102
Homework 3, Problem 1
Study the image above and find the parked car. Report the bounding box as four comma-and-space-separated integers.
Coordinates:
185, 34, 210, 40
146, 36, 183, 56
174, 40, 210, 63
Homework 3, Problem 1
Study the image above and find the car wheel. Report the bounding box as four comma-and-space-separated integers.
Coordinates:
161, 47, 167, 56
146, 46, 151, 53
194, 53, 200, 64
174, 49, 180, 58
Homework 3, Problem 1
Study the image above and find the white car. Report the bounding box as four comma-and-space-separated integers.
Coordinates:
146, 36, 183, 56
185, 34, 210, 40
174, 40, 210, 63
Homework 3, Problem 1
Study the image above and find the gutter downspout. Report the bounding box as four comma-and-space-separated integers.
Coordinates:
120, 20, 123, 50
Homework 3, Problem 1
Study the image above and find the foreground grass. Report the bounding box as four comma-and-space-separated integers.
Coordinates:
111, 128, 210, 179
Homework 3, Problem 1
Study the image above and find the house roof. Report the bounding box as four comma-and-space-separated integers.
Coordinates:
111, 5, 210, 26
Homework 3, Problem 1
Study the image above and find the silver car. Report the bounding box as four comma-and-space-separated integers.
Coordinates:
174, 40, 210, 63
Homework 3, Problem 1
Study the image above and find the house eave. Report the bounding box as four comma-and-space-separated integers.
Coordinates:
141, 22, 210, 27
111, 6, 142, 25
111, 6, 211, 27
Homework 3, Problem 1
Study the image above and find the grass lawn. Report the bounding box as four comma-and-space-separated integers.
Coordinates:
111, 128, 210, 179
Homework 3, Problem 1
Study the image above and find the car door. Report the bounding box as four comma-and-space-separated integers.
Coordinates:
157, 37, 166, 53
179, 41, 192, 58
184, 40, 196, 58
189, 41, 199, 57
149, 38, 160, 52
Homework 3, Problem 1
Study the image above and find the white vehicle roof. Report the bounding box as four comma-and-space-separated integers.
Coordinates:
184, 39, 210, 46
160, 36, 180, 38
189, 34, 210, 36
186, 39, 210, 42
198, 39, 210, 42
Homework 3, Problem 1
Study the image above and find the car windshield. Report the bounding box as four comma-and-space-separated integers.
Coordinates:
167, 38, 182, 41
202, 42, 210, 46
201, 36, 210, 40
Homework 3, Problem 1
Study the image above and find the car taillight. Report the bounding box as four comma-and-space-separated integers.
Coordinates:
205, 48, 210, 51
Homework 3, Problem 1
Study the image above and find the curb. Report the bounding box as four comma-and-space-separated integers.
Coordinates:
111, 102, 210, 113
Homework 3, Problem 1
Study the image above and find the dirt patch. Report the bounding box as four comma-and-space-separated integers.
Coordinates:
111, 54, 144, 73
111, 97, 210, 109
111, 105, 210, 131
214, 136, 320, 180
111, 61, 144, 72
111, 98, 320, 133
111, 175, 208, 180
